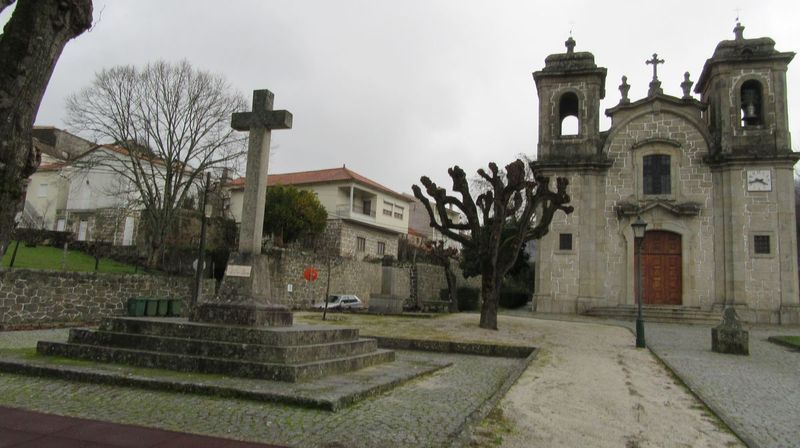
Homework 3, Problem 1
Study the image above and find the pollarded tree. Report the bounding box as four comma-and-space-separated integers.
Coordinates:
65, 61, 247, 267
0, 0, 93, 256
412, 159, 572, 330
263, 184, 327, 247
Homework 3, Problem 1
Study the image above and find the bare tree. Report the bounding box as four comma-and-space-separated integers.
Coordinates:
65, 61, 247, 267
0, 0, 93, 256
413, 159, 572, 330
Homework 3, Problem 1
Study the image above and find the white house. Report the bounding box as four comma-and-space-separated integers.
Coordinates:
226, 166, 412, 259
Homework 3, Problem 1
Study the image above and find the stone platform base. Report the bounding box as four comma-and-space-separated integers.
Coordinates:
0, 348, 448, 411
192, 302, 293, 327
36, 317, 393, 382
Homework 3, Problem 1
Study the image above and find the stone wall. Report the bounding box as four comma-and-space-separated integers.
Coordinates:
261, 248, 384, 308
415, 263, 481, 303
0, 269, 212, 329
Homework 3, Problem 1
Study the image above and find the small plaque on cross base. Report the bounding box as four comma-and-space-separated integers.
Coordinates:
225, 265, 252, 278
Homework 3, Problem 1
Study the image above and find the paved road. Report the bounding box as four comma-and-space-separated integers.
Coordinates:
645, 323, 800, 448
0, 405, 283, 448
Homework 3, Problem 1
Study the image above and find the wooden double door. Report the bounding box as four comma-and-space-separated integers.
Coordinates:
636, 231, 682, 305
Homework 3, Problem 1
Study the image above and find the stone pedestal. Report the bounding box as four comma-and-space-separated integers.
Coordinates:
711, 307, 749, 355
191, 252, 293, 327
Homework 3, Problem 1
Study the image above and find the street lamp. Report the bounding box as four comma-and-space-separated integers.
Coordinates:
631, 215, 647, 348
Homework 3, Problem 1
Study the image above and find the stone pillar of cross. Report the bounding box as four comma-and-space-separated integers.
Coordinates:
232, 90, 292, 256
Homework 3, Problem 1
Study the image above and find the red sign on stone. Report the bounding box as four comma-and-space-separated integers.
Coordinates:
303, 267, 318, 282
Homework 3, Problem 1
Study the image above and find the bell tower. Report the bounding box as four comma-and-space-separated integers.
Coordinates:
696, 22, 795, 156
532, 37, 607, 162
697, 22, 800, 322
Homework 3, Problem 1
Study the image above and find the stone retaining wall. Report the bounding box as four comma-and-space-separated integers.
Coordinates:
0, 269, 212, 329
263, 248, 383, 308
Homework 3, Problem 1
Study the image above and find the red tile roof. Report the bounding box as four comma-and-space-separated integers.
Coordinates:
226, 167, 408, 201
36, 163, 65, 172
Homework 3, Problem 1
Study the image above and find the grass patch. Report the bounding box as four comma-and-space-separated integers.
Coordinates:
470, 406, 515, 447
769, 335, 800, 349
1, 241, 137, 273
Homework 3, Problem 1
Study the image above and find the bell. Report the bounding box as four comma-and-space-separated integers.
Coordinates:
741, 89, 760, 126
742, 102, 759, 126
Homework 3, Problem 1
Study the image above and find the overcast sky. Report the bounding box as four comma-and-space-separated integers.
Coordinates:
3, 1, 799, 194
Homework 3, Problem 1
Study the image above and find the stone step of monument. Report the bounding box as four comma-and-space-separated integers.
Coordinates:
100, 317, 359, 346
583, 306, 721, 324
36, 341, 396, 383
67, 328, 379, 364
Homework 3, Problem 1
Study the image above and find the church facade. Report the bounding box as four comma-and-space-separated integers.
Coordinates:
531, 24, 800, 324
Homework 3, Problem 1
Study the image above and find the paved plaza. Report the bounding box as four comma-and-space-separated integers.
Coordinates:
2, 313, 796, 447
0, 327, 521, 448
645, 322, 800, 448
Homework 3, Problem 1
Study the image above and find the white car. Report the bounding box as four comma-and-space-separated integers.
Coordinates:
313, 294, 363, 310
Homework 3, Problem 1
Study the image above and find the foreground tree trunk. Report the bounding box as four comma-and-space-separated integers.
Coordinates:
479, 270, 500, 330
0, 0, 93, 256
445, 261, 459, 313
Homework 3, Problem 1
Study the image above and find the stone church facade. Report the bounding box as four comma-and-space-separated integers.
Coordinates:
532, 24, 800, 324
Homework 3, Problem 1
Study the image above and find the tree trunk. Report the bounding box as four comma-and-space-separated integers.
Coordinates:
0, 0, 93, 256
479, 268, 500, 330
445, 262, 459, 313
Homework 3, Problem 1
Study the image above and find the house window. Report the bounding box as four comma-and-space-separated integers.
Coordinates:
377, 241, 386, 255
38, 183, 48, 198
383, 200, 393, 216
56, 219, 66, 231
363, 200, 372, 216
356, 236, 366, 252
394, 205, 404, 220
753, 235, 770, 255
643, 154, 671, 195
559, 233, 573, 251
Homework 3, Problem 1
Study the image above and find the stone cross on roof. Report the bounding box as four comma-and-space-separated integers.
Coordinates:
646, 53, 665, 96
232, 89, 293, 256
646, 53, 665, 81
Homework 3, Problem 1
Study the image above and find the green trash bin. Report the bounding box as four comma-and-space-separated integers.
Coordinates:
157, 299, 169, 316
127, 298, 146, 317
168, 300, 183, 317
145, 299, 159, 316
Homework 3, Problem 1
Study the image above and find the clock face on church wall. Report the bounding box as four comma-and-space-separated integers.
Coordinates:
747, 169, 772, 191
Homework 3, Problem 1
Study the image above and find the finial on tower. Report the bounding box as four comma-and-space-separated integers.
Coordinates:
734, 21, 745, 40
565, 36, 576, 54
681, 72, 694, 99
619, 76, 631, 104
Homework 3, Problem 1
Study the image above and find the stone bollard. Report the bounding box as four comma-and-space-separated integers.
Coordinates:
711, 307, 749, 355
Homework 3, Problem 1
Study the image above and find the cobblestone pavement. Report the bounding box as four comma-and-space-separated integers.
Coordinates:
644, 323, 800, 448
0, 328, 518, 448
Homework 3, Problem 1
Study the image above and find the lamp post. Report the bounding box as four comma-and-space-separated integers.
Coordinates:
632, 215, 648, 348
191, 172, 212, 311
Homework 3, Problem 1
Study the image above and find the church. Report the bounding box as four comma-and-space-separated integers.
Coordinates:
531, 23, 800, 324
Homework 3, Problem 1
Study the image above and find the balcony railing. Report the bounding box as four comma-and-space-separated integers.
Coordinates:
336, 203, 377, 220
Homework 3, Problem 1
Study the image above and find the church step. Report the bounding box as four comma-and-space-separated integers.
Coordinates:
36, 341, 395, 383
100, 317, 359, 346
583, 306, 721, 324
68, 328, 379, 364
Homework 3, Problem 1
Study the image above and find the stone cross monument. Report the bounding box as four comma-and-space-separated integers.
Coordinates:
192, 89, 294, 327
